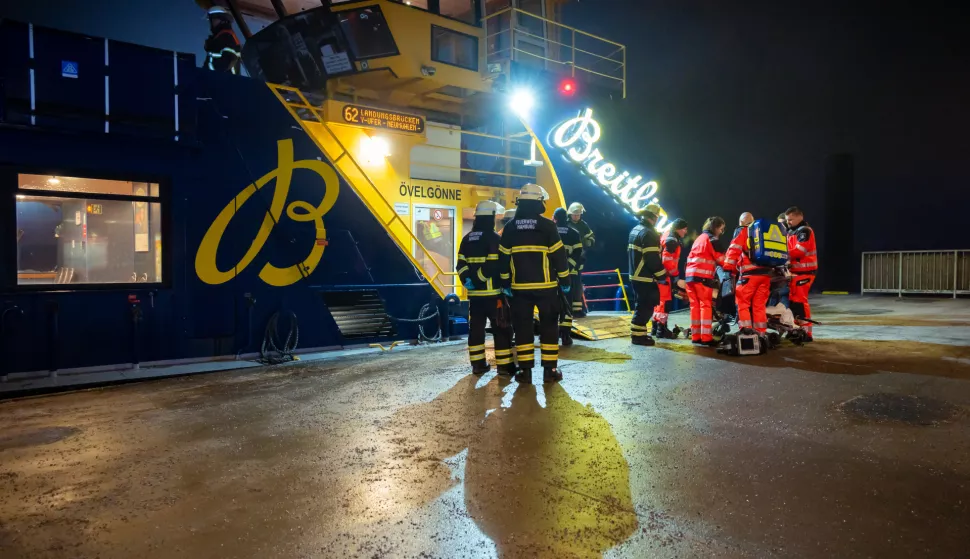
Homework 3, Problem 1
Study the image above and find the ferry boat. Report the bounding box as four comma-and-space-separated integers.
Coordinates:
0, 0, 669, 384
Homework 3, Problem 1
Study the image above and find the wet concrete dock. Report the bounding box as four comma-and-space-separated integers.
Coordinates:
2, 295, 970, 558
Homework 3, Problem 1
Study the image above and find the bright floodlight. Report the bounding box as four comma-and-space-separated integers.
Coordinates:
509, 89, 535, 117
361, 135, 390, 165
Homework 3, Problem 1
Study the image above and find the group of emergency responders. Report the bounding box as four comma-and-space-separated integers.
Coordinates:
456, 185, 595, 385
629, 206, 818, 347
458, 183, 819, 384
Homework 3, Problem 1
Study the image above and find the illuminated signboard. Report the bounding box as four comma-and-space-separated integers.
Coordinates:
342, 104, 425, 134
551, 108, 669, 230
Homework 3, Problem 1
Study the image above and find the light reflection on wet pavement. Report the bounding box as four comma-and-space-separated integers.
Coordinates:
3, 297, 970, 558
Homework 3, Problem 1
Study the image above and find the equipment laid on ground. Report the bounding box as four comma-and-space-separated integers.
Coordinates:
717, 330, 769, 356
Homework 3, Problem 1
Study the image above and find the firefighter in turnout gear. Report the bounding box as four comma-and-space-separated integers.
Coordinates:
723, 213, 772, 334
652, 218, 689, 339
204, 7, 242, 74
628, 205, 668, 346
567, 202, 594, 317
457, 201, 513, 375
554, 207, 585, 347
499, 184, 570, 384
685, 217, 727, 345
784, 206, 818, 341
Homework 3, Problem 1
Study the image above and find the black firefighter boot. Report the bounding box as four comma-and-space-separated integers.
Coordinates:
514, 368, 533, 384
560, 327, 574, 347
543, 367, 563, 383
632, 335, 656, 347
472, 363, 491, 375
497, 365, 515, 377
650, 321, 658, 337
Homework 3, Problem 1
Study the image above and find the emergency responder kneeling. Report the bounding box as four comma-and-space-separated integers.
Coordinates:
653, 218, 689, 339
628, 204, 669, 346
500, 184, 570, 384
457, 201, 513, 376
567, 202, 595, 317
724, 213, 772, 334
785, 206, 818, 341
685, 217, 727, 346
554, 208, 585, 347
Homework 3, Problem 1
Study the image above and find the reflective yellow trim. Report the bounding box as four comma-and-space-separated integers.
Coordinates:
512, 281, 559, 290
457, 254, 465, 260
500, 273, 510, 279
543, 250, 550, 283
628, 244, 646, 253
499, 245, 512, 254
494, 349, 512, 356
540, 344, 559, 351
630, 277, 655, 283
467, 289, 501, 297
477, 269, 487, 282
468, 344, 486, 351
457, 266, 469, 275
496, 357, 512, 366
549, 240, 564, 252
487, 254, 499, 260
653, 270, 667, 277
509, 245, 551, 253
466, 257, 487, 263
516, 344, 535, 352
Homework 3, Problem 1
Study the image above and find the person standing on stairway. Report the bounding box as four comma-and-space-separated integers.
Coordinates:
203, 6, 242, 75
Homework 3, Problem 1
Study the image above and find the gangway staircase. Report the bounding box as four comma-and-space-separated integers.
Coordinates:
267, 84, 457, 299
570, 269, 633, 341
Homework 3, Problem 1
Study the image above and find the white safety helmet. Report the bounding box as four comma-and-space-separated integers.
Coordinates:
519, 183, 549, 202
207, 6, 232, 18
475, 200, 505, 217
567, 202, 585, 215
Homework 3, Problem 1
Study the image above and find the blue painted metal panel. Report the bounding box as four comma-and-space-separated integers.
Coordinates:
0, 23, 435, 375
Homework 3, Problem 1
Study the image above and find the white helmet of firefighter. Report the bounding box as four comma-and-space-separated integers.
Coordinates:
519, 183, 549, 201
207, 6, 232, 18
567, 202, 585, 215
475, 200, 505, 217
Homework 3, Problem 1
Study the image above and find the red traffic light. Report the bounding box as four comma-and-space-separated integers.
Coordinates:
560, 79, 577, 96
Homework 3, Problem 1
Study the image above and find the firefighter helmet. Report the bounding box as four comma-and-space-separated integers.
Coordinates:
567, 202, 585, 215
207, 6, 232, 18
519, 183, 549, 201
636, 203, 662, 219
475, 200, 505, 217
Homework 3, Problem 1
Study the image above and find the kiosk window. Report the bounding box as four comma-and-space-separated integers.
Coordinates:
15, 174, 163, 286
431, 25, 479, 71
337, 5, 399, 60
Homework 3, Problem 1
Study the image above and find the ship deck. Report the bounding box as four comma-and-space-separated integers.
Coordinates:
2, 295, 970, 558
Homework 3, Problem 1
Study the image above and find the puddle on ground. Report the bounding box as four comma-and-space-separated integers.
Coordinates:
0, 426, 80, 451
560, 345, 632, 364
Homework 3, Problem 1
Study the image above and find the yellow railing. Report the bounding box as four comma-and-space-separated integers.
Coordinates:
267, 83, 459, 299
414, 124, 537, 187
483, 7, 626, 98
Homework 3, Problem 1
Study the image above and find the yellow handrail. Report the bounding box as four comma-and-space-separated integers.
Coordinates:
616, 268, 632, 314
268, 84, 458, 298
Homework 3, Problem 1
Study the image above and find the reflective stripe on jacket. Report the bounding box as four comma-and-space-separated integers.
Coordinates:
723, 226, 772, 276
685, 231, 724, 282
628, 224, 667, 283
457, 229, 502, 297
787, 224, 818, 273
499, 216, 569, 291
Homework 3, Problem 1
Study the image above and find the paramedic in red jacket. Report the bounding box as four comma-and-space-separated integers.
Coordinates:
784, 206, 818, 341
652, 218, 688, 338
685, 217, 726, 345
724, 213, 772, 333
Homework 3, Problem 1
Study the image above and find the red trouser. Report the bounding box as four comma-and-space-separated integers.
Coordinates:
789, 274, 815, 336
686, 282, 714, 342
735, 275, 771, 333
653, 282, 672, 325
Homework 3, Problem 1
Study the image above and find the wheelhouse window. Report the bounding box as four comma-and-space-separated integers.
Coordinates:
431, 25, 479, 71
15, 174, 163, 286
337, 5, 400, 60
439, 0, 479, 25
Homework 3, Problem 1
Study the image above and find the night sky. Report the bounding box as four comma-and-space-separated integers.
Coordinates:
4, 0, 969, 252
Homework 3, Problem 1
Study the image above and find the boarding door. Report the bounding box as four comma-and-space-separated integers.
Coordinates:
413, 205, 456, 294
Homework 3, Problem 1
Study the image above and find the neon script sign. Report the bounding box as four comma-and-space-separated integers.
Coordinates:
195, 139, 339, 287
552, 108, 668, 229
